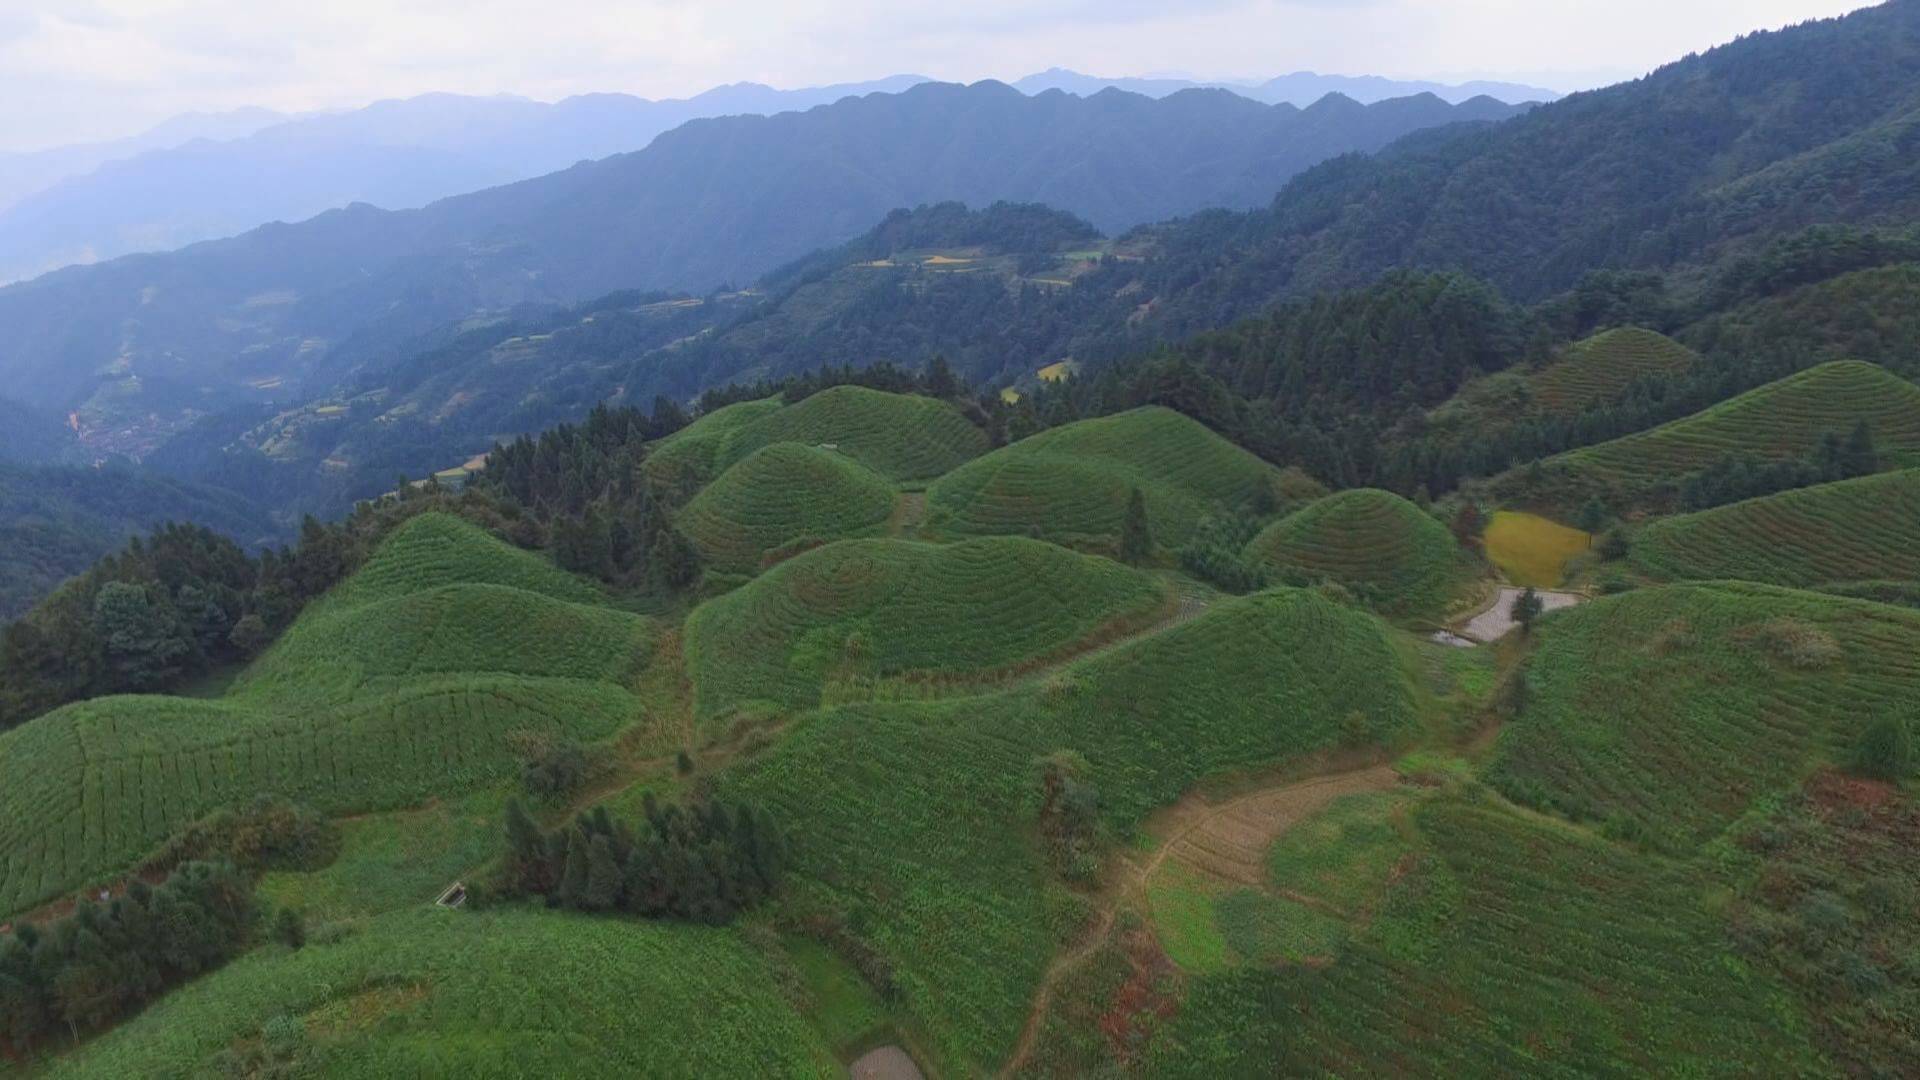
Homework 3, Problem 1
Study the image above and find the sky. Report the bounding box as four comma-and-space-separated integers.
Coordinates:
1, 0, 1881, 152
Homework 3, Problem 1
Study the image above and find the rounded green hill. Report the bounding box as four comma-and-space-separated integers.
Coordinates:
1244, 489, 1460, 616
716, 385, 990, 481
1631, 468, 1920, 588
678, 442, 897, 574
1530, 327, 1697, 413
927, 406, 1285, 550
684, 536, 1169, 718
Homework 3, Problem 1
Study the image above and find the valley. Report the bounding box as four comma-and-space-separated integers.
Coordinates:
2, 3, 1919, 1077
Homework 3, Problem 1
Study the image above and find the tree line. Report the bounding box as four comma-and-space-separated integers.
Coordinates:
0, 861, 255, 1056
493, 796, 787, 925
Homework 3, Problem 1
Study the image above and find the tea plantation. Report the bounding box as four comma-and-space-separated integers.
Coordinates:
1245, 488, 1463, 616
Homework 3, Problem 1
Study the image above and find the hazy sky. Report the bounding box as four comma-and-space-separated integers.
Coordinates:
3, 0, 1879, 152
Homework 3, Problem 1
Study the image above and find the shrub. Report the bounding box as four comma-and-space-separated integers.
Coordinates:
1849, 716, 1916, 782
520, 736, 592, 798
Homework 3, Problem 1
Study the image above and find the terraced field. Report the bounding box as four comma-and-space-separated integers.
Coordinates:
1145, 797, 1822, 1076
1631, 468, 1920, 587
1544, 361, 1920, 494
719, 587, 1425, 1073
677, 442, 897, 573
1488, 582, 1920, 851
44, 907, 840, 1077
1530, 327, 1697, 413
714, 386, 990, 482
926, 407, 1284, 550
641, 397, 786, 498
1244, 489, 1461, 616
0, 515, 648, 918
683, 536, 1169, 718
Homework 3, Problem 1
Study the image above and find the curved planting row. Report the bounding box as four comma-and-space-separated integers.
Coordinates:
1529, 326, 1696, 414
1244, 489, 1460, 616
1488, 582, 1920, 851
927, 407, 1284, 549
678, 442, 897, 574
717, 587, 1423, 1073
0, 676, 638, 918
1631, 468, 1920, 587
1555, 361, 1920, 486
715, 385, 990, 482
684, 536, 1169, 717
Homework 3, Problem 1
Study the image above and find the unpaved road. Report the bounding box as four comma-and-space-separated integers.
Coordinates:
998, 762, 1402, 1076
1459, 586, 1583, 643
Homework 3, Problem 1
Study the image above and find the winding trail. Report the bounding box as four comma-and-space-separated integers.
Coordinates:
998, 762, 1401, 1076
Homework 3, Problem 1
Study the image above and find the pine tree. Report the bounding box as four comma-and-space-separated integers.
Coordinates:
272, 907, 306, 950
555, 828, 591, 909
924, 355, 960, 399
1119, 488, 1153, 565
1842, 420, 1879, 477
583, 835, 624, 911
1511, 587, 1546, 634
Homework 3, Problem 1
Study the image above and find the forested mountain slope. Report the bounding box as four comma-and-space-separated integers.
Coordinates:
0, 84, 1522, 437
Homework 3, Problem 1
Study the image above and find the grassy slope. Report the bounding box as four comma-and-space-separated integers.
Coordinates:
1530, 326, 1697, 413
1488, 582, 1920, 850
1631, 468, 1920, 587
43, 908, 839, 1078
683, 536, 1168, 718
1548, 360, 1920, 490
0, 515, 648, 918
678, 443, 897, 574
720, 588, 1424, 1073
927, 407, 1283, 550
1147, 796, 1820, 1076
642, 397, 788, 498
715, 386, 990, 482
1245, 489, 1462, 616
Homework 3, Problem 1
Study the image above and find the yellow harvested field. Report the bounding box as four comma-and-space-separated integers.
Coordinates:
1485, 511, 1591, 587
315, 405, 347, 417
1037, 360, 1076, 383
1000, 387, 1022, 405
923, 255, 974, 266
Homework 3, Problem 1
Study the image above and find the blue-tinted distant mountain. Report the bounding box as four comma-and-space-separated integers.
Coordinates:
0, 81, 1527, 429
0, 107, 287, 214
0, 77, 932, 285
1011, 67, 1559, 106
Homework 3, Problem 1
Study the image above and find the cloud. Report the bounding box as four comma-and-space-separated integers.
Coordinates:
0, 0, 1879, 152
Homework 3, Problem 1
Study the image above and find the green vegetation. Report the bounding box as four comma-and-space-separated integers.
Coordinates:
642, 397, 786, 499
716, 386, 989, 482
0, 515, 647, 919
928, 407, 1283, 551
1483, 510, 1590, 587
684, 537, 1167, 719
678, 443, 896, 574
1244, 489, 1462, 616
39, 907, 839, 1077
1529, 327, 1697, 413
1531, 362, 1920, 507
1145, 797, 1821, 1075
721, 587, 1422, 1072
1489, 583, 1920, 851
1632, 468, 1920, 588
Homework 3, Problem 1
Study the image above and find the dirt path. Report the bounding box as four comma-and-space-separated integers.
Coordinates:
1457, 586, 1584, 643
998, 762, 1401, 1076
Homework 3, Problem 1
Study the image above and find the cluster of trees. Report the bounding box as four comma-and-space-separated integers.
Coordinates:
0, 861, 254, 1054
479, 403, 702, 588
1034, 753, 1102, 882
495, 796, 787, 924
1680, 423, 1878, 511
0, 489, 531, 731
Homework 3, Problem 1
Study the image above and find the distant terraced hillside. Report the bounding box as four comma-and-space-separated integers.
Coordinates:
678, 442, 897, 574
1632, 469, 1920, 588
1509, 361, 1920, 508
1489, 582, 1920, 851
0, 514, 646, 918
685, 536, 1169, 718
1530, 327, 1697, 413
1245, 489, 1462, 616
927, 407, 1284, 551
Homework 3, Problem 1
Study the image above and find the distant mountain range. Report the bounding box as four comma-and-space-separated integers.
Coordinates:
0, 70, 1555, 285
1011, 68, 1560, 106
0, 82, 1526, 440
